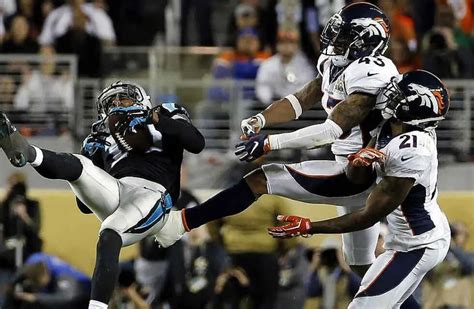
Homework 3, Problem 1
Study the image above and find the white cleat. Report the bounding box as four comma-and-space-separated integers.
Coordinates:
154, 209, 186, 248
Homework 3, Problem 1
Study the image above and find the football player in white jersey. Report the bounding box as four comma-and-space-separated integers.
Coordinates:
170, 1, 398, 276
268, 70, 451, 308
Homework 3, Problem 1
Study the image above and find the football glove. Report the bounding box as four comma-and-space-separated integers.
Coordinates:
267, 215, 312, 238
235, 134, 271, 162
109, 105, 152, 136
347, 147, 386, 167
81, 120, 110, 157
240, 113, 265, 139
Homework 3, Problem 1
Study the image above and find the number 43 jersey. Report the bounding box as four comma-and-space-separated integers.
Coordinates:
317, 54, 399, 157
375, 128, 451, 252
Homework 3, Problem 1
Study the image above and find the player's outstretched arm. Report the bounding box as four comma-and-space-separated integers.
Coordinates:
268, 176, 414, 238
234, 93, 376, 162
241, 76, 323, 137
153, 113, 205, 154
268, 92, 376, 151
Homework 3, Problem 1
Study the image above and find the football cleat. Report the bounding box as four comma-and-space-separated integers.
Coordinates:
154, 210, 186, 248
0, 112, 30, 167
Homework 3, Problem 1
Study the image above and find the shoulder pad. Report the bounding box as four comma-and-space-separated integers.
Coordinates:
383, 132, 433, 181
344, 56, 399, 96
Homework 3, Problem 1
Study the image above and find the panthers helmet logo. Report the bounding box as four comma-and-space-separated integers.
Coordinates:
407, 83, 445, 115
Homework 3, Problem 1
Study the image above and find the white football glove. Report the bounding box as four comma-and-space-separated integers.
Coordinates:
241, 113, 266, 138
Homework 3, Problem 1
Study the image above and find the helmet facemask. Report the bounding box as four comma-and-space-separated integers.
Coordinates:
321, 14, 353, 67
97, 82, 151, 118
381, 77, 406, 120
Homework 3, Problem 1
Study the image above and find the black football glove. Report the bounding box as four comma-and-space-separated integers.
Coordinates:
235, 134, 271, 162
81, 119, 110, 157
109, 106, 152, 136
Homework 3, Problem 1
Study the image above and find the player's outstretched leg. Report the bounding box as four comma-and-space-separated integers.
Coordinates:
89, 229, 122, 309
181, 168, 267, 230
0, 112, 83, 180
155, 168, 267, 247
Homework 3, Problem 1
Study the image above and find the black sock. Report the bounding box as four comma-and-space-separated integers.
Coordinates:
400, 295, 420, 309
91, 229, 122, 304
184, 179, 256, 230
33, 148, 83, 181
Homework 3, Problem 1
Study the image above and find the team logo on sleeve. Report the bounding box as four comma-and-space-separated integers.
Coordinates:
407, 84, 445, 115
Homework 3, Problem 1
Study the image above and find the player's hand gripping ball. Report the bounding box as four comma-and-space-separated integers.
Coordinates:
108, 106, 153, 153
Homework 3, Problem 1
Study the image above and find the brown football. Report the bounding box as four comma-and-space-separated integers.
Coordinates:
108, 112, 152, 154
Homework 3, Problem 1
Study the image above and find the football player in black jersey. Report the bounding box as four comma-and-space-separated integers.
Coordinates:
0, 81, 205, 309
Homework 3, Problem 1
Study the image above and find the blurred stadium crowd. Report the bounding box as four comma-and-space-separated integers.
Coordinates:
0, 0, 473, 308
0, 0, 473, 77
0, 0, 472, 159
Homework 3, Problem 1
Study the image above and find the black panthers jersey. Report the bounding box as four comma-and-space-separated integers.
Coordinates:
92, 106, 204, 204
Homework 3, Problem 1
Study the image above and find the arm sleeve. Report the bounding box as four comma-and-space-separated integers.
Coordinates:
155, 116, 205, 154
268, 119, 343, 150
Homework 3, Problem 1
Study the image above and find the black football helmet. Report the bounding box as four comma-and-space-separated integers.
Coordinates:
381, 70, 450, 130
97, 81, 152, 118
321, 2, 390, 66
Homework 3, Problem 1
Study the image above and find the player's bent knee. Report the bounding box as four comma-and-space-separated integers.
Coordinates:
98, 229, 122, 245
244, 168, 268, 196
97, 229, 122, 254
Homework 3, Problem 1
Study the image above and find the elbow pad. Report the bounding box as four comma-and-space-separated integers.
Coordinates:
269, 119, 343, 150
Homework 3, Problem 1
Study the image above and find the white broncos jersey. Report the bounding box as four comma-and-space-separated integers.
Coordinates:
317, 54, 399, 156
375, 129, 450, 251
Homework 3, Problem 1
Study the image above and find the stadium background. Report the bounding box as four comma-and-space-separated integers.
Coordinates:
0, 0, 473, 308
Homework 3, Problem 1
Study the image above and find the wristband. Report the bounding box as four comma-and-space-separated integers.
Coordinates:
254, 113, 266, 128
285, 94, 302, 119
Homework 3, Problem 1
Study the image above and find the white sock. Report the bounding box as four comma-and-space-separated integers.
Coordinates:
89, 300, 108, 309
29, 145, 43, 167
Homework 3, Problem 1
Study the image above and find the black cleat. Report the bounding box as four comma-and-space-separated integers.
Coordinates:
0, 112, 30, 167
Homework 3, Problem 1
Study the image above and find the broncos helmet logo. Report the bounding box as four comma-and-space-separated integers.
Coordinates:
351, 18, 389, 41
407, 83, 445, 115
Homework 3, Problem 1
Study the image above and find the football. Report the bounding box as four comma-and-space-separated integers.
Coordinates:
108, 111, 152, 153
